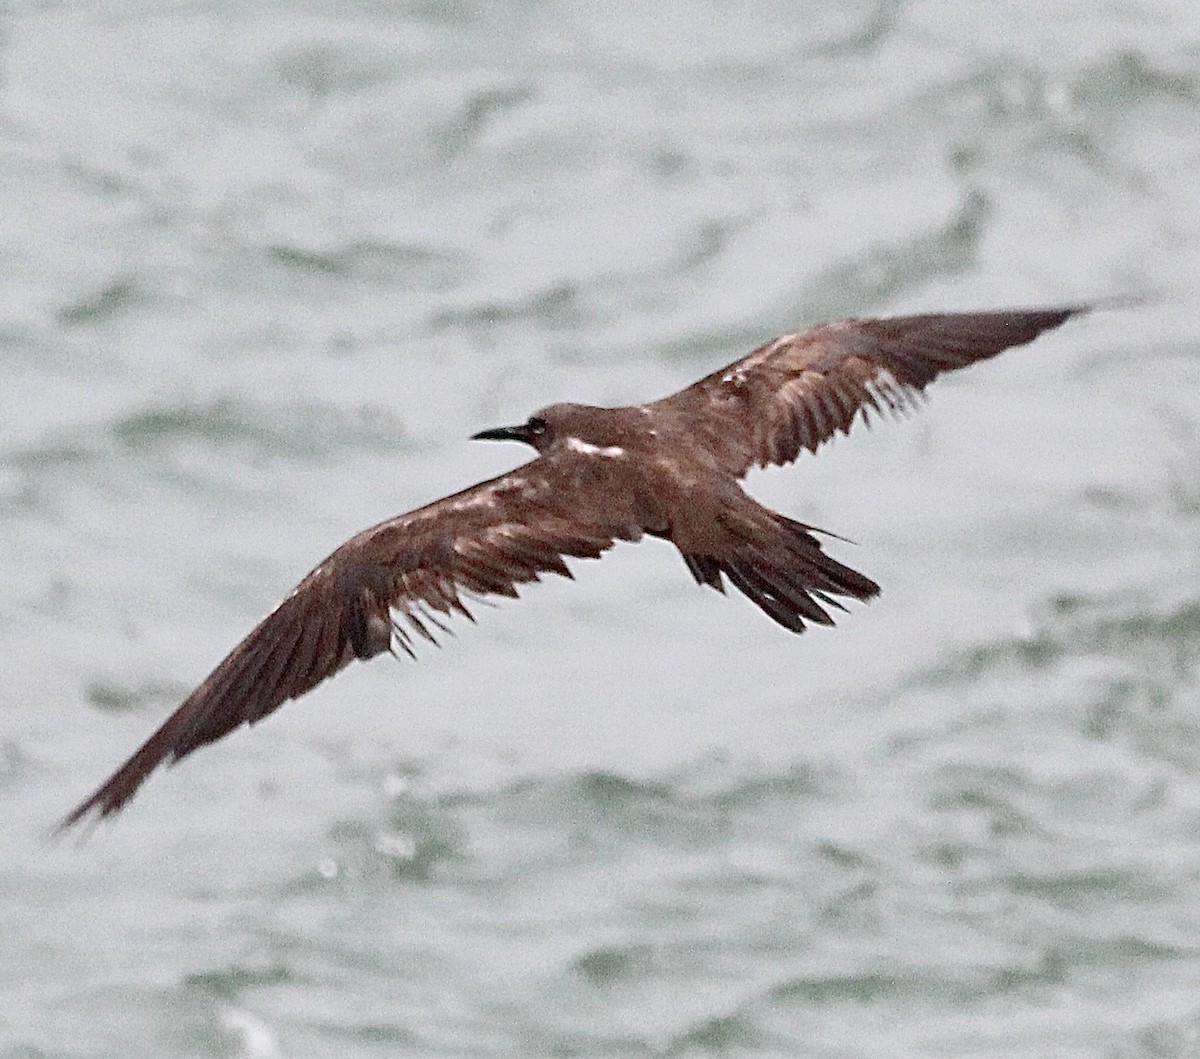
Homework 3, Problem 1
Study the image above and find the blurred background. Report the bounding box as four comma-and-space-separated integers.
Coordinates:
3, 2, 1199, 1056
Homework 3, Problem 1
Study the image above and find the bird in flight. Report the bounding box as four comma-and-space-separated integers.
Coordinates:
60, 306, 1084, 830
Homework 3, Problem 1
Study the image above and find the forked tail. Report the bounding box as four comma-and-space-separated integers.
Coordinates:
680, 510, 879, 633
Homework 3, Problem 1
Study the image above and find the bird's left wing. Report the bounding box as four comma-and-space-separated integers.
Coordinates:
59, 452, 656, 830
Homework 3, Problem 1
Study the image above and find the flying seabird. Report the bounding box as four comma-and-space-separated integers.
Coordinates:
60, 306, 1085, 830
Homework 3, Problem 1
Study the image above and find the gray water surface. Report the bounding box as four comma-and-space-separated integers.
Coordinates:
4, 3, 1200, 1057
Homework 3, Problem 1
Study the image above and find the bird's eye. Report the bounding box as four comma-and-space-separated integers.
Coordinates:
527, 416, 547, 435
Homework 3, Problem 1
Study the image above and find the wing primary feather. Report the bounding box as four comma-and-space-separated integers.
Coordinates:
389, 619, 418, 660
402, 608, 439, 646
251, 609, 314, 713
283, 604, 328, 691
416, 601, 455, 637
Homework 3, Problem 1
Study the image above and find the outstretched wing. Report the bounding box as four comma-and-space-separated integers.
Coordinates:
651, 307, 1085, 478
60, 452, 657, 830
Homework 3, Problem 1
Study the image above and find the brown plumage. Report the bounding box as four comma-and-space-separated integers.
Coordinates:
59, 306, 1084, 830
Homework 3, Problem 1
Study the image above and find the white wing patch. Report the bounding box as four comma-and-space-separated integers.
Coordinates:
566, 437, 625, 458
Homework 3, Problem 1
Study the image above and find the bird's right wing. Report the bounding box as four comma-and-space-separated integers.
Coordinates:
59, 452, 657, 830
650, 307, 1085, 478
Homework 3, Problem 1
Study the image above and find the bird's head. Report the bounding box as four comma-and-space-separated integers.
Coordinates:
471, 403, 585, 454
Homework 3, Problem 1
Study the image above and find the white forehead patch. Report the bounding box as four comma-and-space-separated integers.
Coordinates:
566, 437, 625, 458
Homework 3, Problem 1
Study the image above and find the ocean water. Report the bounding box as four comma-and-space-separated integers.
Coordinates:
3, 2, 1200, 1056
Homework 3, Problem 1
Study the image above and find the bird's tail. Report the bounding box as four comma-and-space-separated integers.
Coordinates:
680, 510, 879, 634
